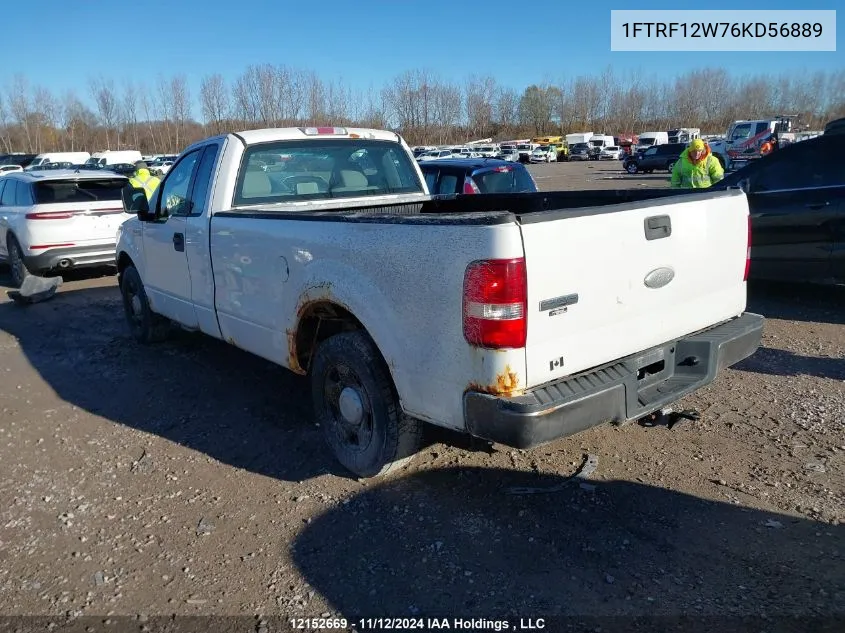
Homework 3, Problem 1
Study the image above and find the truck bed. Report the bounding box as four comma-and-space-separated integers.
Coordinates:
215, 188, 723, 225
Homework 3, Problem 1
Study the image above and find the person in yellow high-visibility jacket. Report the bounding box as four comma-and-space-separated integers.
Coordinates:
670, 138, 724, 189
128, 161, 161, 200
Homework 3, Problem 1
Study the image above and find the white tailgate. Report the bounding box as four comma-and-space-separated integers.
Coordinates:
521, 190, 749, 389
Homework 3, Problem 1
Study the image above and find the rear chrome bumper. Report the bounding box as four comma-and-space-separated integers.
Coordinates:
463, 312, 765, 449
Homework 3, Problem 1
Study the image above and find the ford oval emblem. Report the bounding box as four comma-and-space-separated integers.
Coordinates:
644, 267, 675, 289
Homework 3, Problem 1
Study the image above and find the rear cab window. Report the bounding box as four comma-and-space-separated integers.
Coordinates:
233, 139, 423, 206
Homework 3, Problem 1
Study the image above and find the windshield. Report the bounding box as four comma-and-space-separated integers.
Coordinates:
83, 157, 105, 167
517, 144, 531, 150
234, 139, 423, 206
729, 124, 754, 140
33, 178, 126, 204
573, 143, 589, 150
639, 138, 656, 146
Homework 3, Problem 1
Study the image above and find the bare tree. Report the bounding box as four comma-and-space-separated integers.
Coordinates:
122, 81, 140, 150
200, 73, 230, 135
89, 75, 118, 149
170, 74, 191, 150
8, 74, 33, 152
465, 74, 497, 139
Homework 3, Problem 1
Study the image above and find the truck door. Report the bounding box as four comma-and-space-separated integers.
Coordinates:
184, 143, 222, 337
141, 148, 202, 327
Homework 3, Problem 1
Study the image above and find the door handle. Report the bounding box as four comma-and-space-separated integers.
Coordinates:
804, 201, 830, 210
644, 215, 672, 240
172, 232, 185, 252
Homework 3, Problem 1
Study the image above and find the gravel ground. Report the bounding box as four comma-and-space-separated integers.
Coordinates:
0, 161, 842, 630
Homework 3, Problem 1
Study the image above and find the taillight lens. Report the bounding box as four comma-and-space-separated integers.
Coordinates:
743, 214, 751, 281
463, 258, 527, 349
25, 211, 77, 220
463, 178, 480, 194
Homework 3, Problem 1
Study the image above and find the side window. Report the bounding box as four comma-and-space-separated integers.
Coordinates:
0, 180, 6, 204
755, 122, 769, 136
15, 183, 33, 206
157, 150, 201, 218
1, 180, 17, 206
187, 145, 220, 216
438, 173, 459, 194
423, 170, 437, 193
644, 147, 657, 156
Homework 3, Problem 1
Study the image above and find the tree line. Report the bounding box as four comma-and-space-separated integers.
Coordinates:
1, 65, 843, 155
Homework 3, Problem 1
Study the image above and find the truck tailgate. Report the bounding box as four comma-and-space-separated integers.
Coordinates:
520, 189, 749, 389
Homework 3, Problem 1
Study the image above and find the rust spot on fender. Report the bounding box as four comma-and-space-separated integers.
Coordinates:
467, 365, 523, 397
286, 327, 305, 375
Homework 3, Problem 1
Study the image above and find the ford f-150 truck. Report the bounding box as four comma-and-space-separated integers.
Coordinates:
116, 126, 764, 478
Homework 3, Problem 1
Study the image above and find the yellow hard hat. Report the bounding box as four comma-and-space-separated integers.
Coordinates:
689, 138, 706, 151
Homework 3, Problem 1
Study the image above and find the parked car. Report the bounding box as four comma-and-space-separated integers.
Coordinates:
0, 169, 131, 287
599, 146, 624, 160
420, 158, 537, 195
0, 153, 38, 168
623, 143, 687, 174
569, 142, 591, 161
711, 134, 844, 285
0, 165, 23, 176
496, 148, 520, 162
529, 145, 557, 163
116, 125, 762, 478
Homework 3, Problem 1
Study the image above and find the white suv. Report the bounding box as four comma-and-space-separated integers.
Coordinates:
0, 170, 132, 287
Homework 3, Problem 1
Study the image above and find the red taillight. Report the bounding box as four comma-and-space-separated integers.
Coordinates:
743, 214, 752, 281
463, 258, 527, 349
25, 211, 78, 220
463, 178, 480, 194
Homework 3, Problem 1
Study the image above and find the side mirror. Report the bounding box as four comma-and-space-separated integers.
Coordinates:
122, 186, 155, 221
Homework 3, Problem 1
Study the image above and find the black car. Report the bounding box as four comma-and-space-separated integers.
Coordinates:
623, 143, 687, 174
419, 158, 537, 195
712, 134, 844, 285
0, 153, 38, 168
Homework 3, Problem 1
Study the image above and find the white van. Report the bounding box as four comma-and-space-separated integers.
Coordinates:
29, 152, 91, 168
84, 150, 143, 169
636, 131, 669, 151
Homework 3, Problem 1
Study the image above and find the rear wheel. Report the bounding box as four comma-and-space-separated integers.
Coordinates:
7, 235, 33, 289
310, 331, 423, 478
120, 265, 171, 343
626, 162, 639, 174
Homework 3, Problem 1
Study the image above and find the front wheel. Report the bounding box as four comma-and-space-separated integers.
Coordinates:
310, 331, 423, 478
626, 162, 639, 174
120, 265, 171, 343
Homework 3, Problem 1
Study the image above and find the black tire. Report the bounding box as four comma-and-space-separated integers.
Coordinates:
7, 235, 34, 288
119, 264, 171, 343
310, 331, 423, 478
626, 162, 639, 174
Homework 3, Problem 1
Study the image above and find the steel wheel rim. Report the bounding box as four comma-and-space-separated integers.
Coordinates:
323, 363, 374, 453
122, 276, 144, 328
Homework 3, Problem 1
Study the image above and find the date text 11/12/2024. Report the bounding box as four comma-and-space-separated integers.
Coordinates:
289, 617, 547, 630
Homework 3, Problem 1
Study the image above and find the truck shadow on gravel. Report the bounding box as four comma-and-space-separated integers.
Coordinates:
747, 281, 845, 326
293, 466, 845, 623
0, 282, 348, 482
734, 346, 845, 381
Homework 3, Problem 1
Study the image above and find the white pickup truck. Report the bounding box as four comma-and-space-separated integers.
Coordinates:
116, 126, 764, 478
